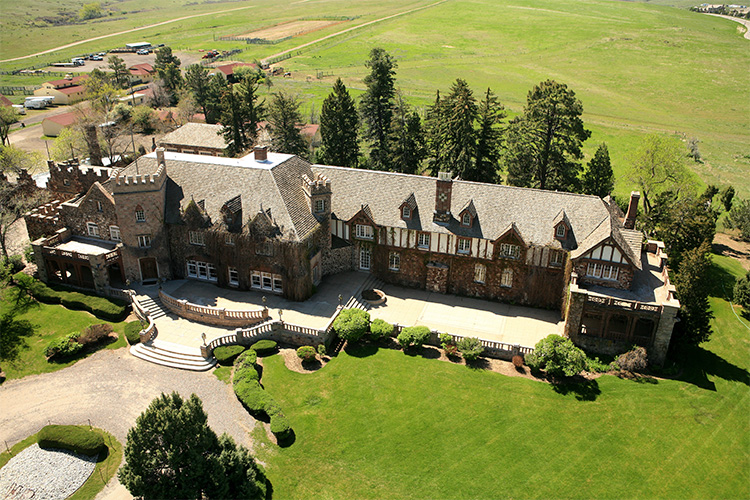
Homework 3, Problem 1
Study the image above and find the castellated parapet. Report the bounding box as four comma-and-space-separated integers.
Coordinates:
47, 159, 113, 199
25, 200, 64, 240
301, 172, 331, 197
112, 163, 166, 194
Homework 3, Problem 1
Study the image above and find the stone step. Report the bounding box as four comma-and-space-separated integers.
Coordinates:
130, 342, 216, 371
136, 295, 168, 319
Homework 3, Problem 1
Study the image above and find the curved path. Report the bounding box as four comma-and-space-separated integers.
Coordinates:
0, 5, 256, 63
706, 13, 750, 40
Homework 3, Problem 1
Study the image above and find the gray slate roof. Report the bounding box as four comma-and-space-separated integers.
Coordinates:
159, 123, 226, 151
312, 165, 640, 258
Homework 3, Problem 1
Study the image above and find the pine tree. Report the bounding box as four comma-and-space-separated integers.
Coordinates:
424, 90, 448, 176
220, 86, 247, 157
581, 143, 614, 198
389, 94, 426, 174
441, 79, 478, 179
672, 241, 713, 347
185, 64, 220, 124
506, 80, 590, 191
237, 73, 264, 148
359, 48, 397, 170
153, 47, 182, 106
470, 87, 505, 183
318, 78, 359, 168
267, 91, 307, 158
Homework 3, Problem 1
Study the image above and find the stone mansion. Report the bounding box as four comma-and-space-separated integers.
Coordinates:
25, 136, 679, 364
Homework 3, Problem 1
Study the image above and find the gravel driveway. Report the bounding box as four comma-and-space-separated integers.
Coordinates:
0, 347, 255, 499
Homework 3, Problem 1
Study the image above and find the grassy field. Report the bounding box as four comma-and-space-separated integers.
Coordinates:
252, 253, 750, 499
0, 287, 131, 380
1, 0, 747, 197
0, 426, 123, 500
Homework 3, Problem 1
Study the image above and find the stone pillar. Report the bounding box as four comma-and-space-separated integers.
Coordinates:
32, 241, 48, 283
426, 262, 449, 293
651, 302, 679, 366
564, 284, 586, 341
89, 254, 110, 294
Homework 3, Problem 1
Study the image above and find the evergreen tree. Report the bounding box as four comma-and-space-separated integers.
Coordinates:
318, 78, 359, 168
154, 46, 182, 106
720, 185, 735, 212
118, 392, 267, 499
581, 143, 614, 198
424, 90, 448, 176
267, 91, 307, 158
506, 80, 590, 191
107, 55, 128, 88
389, 94, 426, 174
220, 86, 248, 157
359, 48, 397, 170
440, 79, 478, 179
470, 87, 505, 183
672, 241, 713, 347
185, 64, 219, 124
237, 73, 264, 148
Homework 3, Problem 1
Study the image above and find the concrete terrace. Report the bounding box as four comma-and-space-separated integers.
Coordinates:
136, 272, 563, 350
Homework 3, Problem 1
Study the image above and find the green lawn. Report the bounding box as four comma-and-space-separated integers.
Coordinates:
0, 426, 123, 500
0, 287, 130, 380
254, 253, 750, 499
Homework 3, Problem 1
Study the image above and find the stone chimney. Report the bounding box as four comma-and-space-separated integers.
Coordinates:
156, 147, 165, 166
624, 191, 640, 229
254, 146, 268, 162
83, 124, 103, 167
433, 172, 453, 224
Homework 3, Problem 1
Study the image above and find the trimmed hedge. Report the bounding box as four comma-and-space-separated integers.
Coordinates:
214, 345, 246, 365
397, 326, 431, 349
370, 319, 393, 341
250, 339, 277, 356
38, 425, 105, 456
333, 308, 370, 342
296, 345, 316, 361
124, 321, 142, 345
16, 273, 128, 321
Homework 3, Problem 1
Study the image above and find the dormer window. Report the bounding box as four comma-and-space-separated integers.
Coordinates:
462, 213, 471, 227
555, 224, 566, 239
402, 206, 411, 219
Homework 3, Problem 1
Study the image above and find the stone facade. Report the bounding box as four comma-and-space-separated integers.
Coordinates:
46, 159, 112, 201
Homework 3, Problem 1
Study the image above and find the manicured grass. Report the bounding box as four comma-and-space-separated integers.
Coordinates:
0, 287, 128, 380
0, 426, 122, 500
213, 364, 232, 384
254, 254, 750, 499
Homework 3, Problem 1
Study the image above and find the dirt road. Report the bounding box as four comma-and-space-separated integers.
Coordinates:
707, 13, 750, 40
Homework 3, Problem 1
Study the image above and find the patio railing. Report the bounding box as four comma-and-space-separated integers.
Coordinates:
202, 319, 329, 358
159, 289, 269, 327
392, 324, 534, 358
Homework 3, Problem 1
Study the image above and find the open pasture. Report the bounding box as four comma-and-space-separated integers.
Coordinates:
235, 19, 352, 41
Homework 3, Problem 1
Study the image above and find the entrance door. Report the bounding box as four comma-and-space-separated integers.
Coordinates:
359, 248, 371, 270
139, 257, 158, 283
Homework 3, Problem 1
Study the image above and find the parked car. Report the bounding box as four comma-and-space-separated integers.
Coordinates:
91, 55, 103, 61
137, 49, 149, 55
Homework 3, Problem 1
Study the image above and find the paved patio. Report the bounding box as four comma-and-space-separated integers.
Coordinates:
140, 272, 563, 350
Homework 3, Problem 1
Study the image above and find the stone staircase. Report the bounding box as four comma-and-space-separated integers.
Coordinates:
343, 273, 386, 311
130, 339, 216, 371
136, 294, 169, 319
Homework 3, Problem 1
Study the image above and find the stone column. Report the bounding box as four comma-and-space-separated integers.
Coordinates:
651, 303, 679, 366
564, 284, 586, 341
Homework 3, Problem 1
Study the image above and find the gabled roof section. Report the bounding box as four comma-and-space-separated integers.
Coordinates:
571, 216, 642, 269
401, 193, 417, 211
552, 209, 571, 229
70, 181, 114, 208
495, 222, 525, 246
223, 194, 242, 214
159, 123, 226, 150
459, 199, 477, 219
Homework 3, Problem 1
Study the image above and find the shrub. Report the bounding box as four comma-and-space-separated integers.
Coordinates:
512, 355, 524, 368
20, 276, 129, 320
3, 255, 24, 273
296, 345, 317, 361
124, 321, 142, 345
332, 308, 370, 342
317, 343, 327, 356
585, 356, 613, 373
397, 326, 431, 350
235, 349, 258, 368
24, 245, 34, 263
439, 333, 455, 348
457, 337, 484, 362
214, 345, 246, 365
38, 425, 105, 456
270, 414, 293, 440
250, 339, 277, 356
734, 271, 750, 308
617, 347, 649, 372
369, 319, 393, 341
78, 323, 114, 347
525, 334, 587, 377
45, 333, 83, 359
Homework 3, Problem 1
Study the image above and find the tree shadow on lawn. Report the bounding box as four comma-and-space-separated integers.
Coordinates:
672, 346, 750, 391
551, 376, 601, 401
706, 258, 739, 299
344, 342, 379, 358
0, 312, 35, 368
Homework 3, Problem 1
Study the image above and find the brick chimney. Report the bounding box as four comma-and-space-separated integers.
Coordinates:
624, 191, 640, 229
156, 147, 165, 166
254, 146, 268, 162
433, 172, 452, 224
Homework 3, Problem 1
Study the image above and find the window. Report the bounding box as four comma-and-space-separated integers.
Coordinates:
187, 260, 217, 281
501, 268, 513, 288
355, 224, 373, 240
137, 235, 151, 248
207, 263, 218, 281
187, 261, 197, 277
474, 264, 486, 284
109, 225, 121, 242
462, 213, 471, 227
360, 248, 371, 270
251, 271, 261, 289
550, 250, 564, 267
402, 206, 411, 219
189, 231, 205, 246
273, 275, 282, 293
417, 232, 430, 249
86, 222, 99, 237
256, 240, 273, 256
556, 224, 566, 238
225, 234, 235, 246
262, 273, 272, 290
314, 199, 326, 213
135, 207, 145, 222
458, 238, 471, 254
389, 252, 400, 271
96, 201, 103, 212
586, 262, 619, 281
499, 243, 520, 259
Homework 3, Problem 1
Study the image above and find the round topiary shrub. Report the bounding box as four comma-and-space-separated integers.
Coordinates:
332, 308, 370, 342
296, 345, 317, 362
458, 337, 484, 362
250, 339, 278, 356
512, 355, 524, 369
270, 414, 292, 440
38, 424, 105, 456
397, 326, 431, 350
214, 345, 246, 365
525, 334, 587, 377
369, 319, 393, 341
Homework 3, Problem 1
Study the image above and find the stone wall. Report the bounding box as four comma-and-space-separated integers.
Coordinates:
161, 144, 224, 156
59, 186, 119, 241
25, 200, 64, 240
322, 244, 352, 276
46, 160, 112, 201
